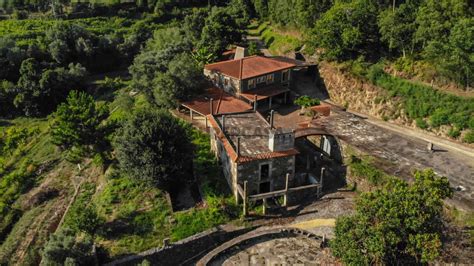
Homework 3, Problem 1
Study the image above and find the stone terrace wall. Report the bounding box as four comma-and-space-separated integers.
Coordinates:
105, 226, 255, 266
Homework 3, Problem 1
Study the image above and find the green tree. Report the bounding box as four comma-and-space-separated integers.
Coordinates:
14, 59, 87, 116
0, 80, 16, 117
183, 9, 208, 45
415, 0, 470, 49
198, 7, 243, 56
51, 91, 108, 150
129, 28, 191, 102
114, 109, 194, 191
424, 18, 474, 88
310, 0, 381, 60
41, 228, 95, 266
152, 52, 204, 107
0, 36, 26, 81
332, 169, 453, 264
378, 1, 421, 57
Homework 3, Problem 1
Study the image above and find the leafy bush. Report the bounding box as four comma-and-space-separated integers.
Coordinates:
41, 228, 95, 266
332, 169, 453, 264
463, 130, 474, 144
294, 95, 320, 108
448, 127, 461, 138
67, 204, 104, 236
415, 118, 428, 129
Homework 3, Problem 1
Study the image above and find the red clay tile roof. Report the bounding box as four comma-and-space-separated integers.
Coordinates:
240, 85, 290, 102
207, 114, 298, 163
204, 56, 296, 80
181, 87, 252, 115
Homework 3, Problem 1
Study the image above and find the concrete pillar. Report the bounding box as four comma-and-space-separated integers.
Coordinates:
243, 181, 248, 217
283, 173, 290, 207
318, 167, 325, 198
320, 167, 325, 188
190, 110, 193, 120
205, 117, 208, 128
427, 142, 433, 152
263, 198, 267, 215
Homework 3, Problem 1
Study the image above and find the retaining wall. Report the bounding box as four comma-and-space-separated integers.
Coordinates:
104, 226, 255, 266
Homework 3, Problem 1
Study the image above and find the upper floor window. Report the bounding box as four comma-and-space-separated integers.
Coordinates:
282, 70, 289, 82
248, 78, 256, 89
266, 74, 274, 84
256, 76, 266, 84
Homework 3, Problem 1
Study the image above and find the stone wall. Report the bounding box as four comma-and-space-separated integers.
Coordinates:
237, 155, 295, 195
105, 226, 255, 266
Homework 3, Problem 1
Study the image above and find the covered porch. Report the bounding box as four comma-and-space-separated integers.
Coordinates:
239, 85, 290, 111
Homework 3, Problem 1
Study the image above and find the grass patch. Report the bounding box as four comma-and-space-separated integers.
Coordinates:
348, 155, 391, 187
248, 21, 303, 55
89, 128, 239, 260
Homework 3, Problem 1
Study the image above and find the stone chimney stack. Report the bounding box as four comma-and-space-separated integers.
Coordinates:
234, 46, 248, 60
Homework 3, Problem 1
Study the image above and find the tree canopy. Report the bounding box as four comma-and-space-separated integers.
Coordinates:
332, 169, 453, 264
113, 109, 194, 191
51, 90, 108, 150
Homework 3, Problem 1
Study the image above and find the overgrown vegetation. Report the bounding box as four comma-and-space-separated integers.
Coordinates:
367, 65, 474, 142
348, 155, 390, 187
247, 21, 302, 55
332, 169, 453, 264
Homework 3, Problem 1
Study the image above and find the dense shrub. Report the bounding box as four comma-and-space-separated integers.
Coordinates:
463, 131, 474, 144
415, 118, 428, 129
294, 95, 320, 108
113, 109, 194, 191
332, 169, 453, 264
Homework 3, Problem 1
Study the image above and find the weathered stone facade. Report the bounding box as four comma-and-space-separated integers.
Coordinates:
209, 112, 298, 200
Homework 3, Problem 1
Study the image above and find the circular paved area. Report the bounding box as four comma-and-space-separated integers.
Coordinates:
211, 235, 336, 265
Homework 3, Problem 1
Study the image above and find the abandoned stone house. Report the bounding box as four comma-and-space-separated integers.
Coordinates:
208, 111, 296, 199
178, 53, 328, 209
208, 111, 322, 206
203, 55, 296, 110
